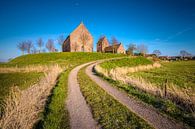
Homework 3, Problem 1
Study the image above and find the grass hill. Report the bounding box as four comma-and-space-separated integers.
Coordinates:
1, 52, 125, 67
0, 52, 126, 129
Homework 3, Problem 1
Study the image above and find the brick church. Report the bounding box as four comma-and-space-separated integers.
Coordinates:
62, 22, 125, 54
62, 22, 93, 52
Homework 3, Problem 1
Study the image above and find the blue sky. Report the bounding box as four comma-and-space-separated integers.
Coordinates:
0, 0, 195, 60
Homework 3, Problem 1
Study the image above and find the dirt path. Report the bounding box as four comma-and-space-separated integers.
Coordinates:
85, 63, 186, 129
66, 62, 99, 129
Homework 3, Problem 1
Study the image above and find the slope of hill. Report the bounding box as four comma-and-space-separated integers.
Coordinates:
3, 52, 125, 67
0, 52, 126, 129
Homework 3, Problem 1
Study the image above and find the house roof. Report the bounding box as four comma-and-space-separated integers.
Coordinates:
104, 43, 122, 51
97, 36, 109, 45
98, 36, 106, 43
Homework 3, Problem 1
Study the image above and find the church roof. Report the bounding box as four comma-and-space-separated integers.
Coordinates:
63, 22, 92, 43
70, 22, 91, 36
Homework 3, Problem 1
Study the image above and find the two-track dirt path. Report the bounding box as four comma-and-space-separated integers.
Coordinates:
85, 62, 187, 129
66, 61, 99, 129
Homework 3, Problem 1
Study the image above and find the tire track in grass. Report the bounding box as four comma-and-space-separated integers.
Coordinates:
78, 66, 153, 129
66, 62, 99, 129
86, 63, 186, 129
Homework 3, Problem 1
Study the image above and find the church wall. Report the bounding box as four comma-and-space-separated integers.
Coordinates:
62, 37, 71, 52
70, 25, 93, 52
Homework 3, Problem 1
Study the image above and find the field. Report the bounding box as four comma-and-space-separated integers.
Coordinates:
36, 52, 125, 129
0, 52, 126, 129
97, 74, 195, 127
0, 72, 43, 107
100, 57, 153, 70
78, 67, 152, 129
129, 61, 195, 90
128, 61, 195, 113
96, 58, 195, 128
0, 72, 43, 95
2, 52, 194, 128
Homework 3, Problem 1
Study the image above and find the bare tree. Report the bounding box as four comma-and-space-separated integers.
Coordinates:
153, 50, 161, 57
31, 46, 37, 54
57, 34, 65, 46
126, 43, 136, 55
46, 39, 55, 52
137, 44, 148, 55
17, 41, 26, 55
25, 40, 34, 54
111, 36, 119, 53
180, 50, 192, 58
42, 49, 46, 53
37, 38, 44, 53
80, 33, 89, 52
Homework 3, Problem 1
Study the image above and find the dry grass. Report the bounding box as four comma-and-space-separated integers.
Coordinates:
124, 76, 194, 111
0, 65, 65, 73
110, 63, 161, 79
95, 63, 161, 79
94, 63, 162, 97
0, 65, 62, 129
95, 63, 195, 112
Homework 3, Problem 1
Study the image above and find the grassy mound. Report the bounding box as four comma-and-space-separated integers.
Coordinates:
4, 52, 125, 67
0, 52, 126, 128
9, 52, 125, 128
100, 57, 152, 70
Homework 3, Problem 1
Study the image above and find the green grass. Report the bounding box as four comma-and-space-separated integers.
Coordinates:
0, 72, 43, 115
129, 61, 195, 90
0, 72, 43, 100
36, 70, 70, 129
0, 52, 126, 128
12, 52, 125, 129
78, 67, 153, 129
95, 73, 195, 128
100, 57, 153, 70
1, 52, 125, 68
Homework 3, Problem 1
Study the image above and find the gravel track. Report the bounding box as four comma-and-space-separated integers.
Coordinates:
85, 62, 186, 129
66, 62, 99, 129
